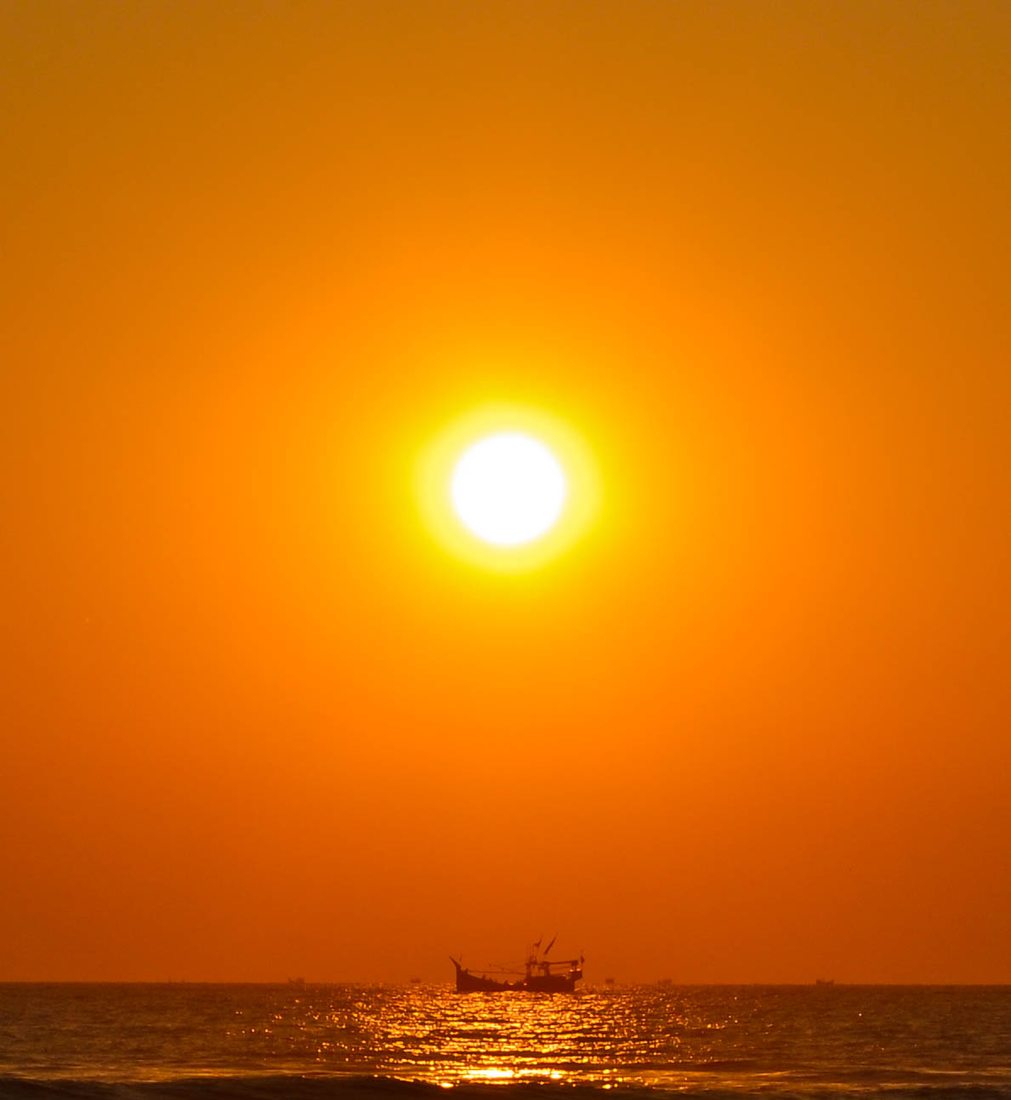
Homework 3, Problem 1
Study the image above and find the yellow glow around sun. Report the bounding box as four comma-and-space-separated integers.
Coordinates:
417, 403, 600, 573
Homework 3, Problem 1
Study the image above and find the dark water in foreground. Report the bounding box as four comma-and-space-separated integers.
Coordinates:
1, 984, 1010, 1098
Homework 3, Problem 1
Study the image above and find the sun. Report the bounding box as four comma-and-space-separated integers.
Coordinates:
416, 402, 600, 573
451, 433, 567, 546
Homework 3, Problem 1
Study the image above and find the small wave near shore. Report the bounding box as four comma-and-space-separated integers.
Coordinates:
4, 1076, 1011, 1100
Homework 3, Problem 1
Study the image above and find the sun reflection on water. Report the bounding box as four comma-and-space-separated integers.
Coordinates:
248, 985, 720, 1088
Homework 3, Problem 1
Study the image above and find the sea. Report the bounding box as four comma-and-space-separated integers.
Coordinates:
1, 983, 1010, 1099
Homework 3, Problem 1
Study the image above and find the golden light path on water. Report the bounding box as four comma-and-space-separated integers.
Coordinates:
266, 986, 739, 1089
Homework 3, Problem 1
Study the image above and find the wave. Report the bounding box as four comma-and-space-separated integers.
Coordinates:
4, 1075, 1011, 1100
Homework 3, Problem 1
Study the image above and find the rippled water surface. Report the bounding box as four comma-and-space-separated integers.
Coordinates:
2, 984, 1010, 1097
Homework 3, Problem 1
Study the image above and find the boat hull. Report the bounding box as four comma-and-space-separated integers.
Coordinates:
451, 957, 582, 993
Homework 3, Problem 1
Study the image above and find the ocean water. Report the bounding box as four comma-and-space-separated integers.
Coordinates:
1, 983, 1010, 1099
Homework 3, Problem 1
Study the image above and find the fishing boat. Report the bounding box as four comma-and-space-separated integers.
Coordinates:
450, 938, 584, 993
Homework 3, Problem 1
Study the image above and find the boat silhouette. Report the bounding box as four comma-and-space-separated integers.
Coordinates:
451, 939, 584, 992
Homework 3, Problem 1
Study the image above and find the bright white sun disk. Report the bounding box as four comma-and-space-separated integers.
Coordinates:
451, 433, 567, 546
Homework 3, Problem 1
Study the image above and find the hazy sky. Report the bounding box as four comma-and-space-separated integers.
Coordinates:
3, 1, 1010, 984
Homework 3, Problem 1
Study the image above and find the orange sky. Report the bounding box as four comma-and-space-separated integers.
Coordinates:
3, 1, 1010, 984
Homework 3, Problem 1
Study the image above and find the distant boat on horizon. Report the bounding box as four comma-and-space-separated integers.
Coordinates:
451, 939, 584, 993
